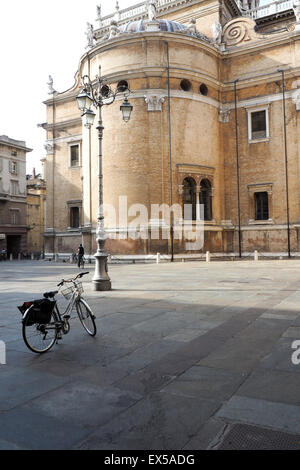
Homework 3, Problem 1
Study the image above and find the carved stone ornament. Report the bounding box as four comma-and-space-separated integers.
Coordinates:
223, 17, 260, 46
218, 106, 230, 123
44, 143, 54, 155
108, 20, 120, 39
178, 185, 184, 196
292, 88, 300, 110
144, 94, 165, 112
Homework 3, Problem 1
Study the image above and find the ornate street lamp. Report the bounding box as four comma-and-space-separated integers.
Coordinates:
77, 66, 133, 291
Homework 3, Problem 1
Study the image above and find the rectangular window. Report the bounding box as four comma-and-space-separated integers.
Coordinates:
251, 111, 267, 140
247, 107, 269, 142
255, 192, 269, 220
10, 210, 19, 225
11, 151, 17, 157
10, 161, 18, 174
11, 181, 19, 195
70, 207, 80, 228
70, 144, 80, 167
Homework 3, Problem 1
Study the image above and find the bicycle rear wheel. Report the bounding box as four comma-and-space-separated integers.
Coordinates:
76, 299, 97, 336
22, 310, 57, 354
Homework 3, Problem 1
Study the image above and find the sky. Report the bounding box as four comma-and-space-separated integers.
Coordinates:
0, 0, 138, 174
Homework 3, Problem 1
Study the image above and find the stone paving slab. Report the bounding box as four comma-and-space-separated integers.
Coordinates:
237, 369, 300, 405
0, 408, 90, 450
75, 391, 221, 450
216, 396, 300, 434
0, 260, 300, 449
160, 366, 246, 401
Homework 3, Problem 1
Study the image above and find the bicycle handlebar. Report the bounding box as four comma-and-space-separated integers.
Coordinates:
57, 272, 89, 287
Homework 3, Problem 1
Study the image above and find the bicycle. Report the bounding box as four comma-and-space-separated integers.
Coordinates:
18, 272, 96, 354
73, 253, 85, 269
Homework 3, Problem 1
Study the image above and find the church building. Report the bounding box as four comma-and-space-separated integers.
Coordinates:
41, 0, 300, 258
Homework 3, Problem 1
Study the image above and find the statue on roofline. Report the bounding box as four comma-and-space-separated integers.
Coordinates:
85, 22, 95, 49
293, 0, 300, 22
147, 0, 158, 21
47, 75, 56, 94
212, 21, 223, 45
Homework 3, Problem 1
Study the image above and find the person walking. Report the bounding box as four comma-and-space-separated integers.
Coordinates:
1, 248, 6, 261
77, 244, 85, 269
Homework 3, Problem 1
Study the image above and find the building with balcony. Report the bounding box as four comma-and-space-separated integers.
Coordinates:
0, 136, 32, 258
41, 0, 300, 257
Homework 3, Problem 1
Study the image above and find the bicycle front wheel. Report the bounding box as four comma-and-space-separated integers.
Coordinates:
76, 299, 97, 336
22, 311, 57, 354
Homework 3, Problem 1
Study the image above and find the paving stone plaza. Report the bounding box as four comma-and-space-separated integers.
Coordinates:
0, 259, 300, 450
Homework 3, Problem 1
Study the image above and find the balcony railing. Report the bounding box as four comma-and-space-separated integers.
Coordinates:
96, 0, 294, 33
97, 0, 195, 29
245, 0, 294, 20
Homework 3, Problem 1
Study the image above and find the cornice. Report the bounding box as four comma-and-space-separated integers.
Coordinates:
0, 138, 32, 153
42, 118, 82, 131
88, 30, 218, 60
43, 91, 80, 106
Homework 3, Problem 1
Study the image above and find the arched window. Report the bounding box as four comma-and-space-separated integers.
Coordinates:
183, 177, 196, 220
200, 179, 212, 221
255, 192, 269, 220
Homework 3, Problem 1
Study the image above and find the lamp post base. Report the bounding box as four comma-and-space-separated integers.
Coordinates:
93, 279, 112, 291
92, 251, 112, 291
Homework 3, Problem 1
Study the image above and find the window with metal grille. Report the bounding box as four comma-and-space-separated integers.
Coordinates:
255, 192, 269, 220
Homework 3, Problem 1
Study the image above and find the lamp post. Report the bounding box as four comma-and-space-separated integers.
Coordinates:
77, 66, 133, 291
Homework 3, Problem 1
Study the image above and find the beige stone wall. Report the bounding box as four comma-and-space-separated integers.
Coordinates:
27, 185, 46, 255
42, 3, 300, 255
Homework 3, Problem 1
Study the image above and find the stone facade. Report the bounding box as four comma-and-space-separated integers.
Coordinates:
42, 0, 300, 257
26, 170, 46, 257
0, 136, 32, 258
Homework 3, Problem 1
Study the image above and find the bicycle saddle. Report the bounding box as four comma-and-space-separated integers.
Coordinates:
43, 291, 58, 299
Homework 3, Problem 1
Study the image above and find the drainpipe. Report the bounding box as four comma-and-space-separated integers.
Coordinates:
165, 41, 174, 262
279, 69, 291, 258
234, 80, 242, 258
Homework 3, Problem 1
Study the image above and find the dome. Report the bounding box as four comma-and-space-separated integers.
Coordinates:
121, 19, 188, 34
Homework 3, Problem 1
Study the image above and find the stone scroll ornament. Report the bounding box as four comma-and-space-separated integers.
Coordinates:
222, 17, 260, 46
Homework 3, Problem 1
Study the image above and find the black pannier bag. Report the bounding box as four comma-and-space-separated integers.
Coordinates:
18, 299, 56, 325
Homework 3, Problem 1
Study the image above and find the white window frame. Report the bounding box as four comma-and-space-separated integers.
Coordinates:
10, 160, 18, 175
10, 180, 19, 196
247, 106, 269, 143
69, 143, 81, 168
